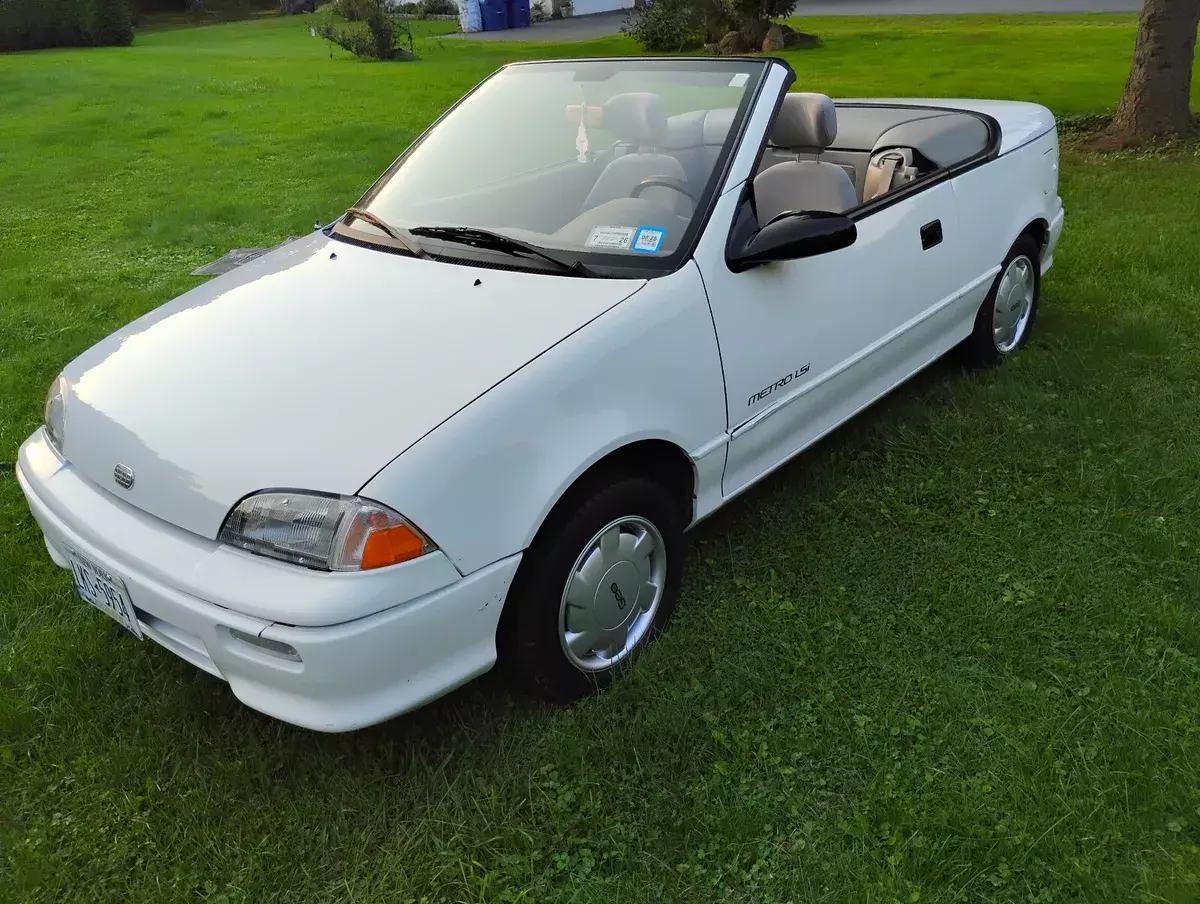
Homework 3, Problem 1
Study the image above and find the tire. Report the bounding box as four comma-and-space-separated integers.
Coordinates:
499, 476, 684, 702
958, 234, 1041, 368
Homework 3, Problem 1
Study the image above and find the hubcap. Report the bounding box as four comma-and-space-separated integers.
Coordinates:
993, 255, 1035, 354
559, 516, 666, 672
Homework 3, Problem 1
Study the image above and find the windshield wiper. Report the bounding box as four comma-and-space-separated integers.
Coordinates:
342, 208, 427, 259
408, 225, 595, 278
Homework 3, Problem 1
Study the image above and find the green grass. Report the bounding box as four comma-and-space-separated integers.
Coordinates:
3, 12, 1200, 903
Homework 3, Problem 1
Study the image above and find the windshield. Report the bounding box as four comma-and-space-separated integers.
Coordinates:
349, 59, 765, 273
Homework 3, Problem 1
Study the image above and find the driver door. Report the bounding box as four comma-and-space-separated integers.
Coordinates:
690, 68, 964, 498
697, 182, 960, 497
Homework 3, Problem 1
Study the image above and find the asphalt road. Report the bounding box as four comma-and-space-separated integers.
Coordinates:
450, 0, 1140, 41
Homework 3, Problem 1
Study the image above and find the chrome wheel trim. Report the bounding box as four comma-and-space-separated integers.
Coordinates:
558, 516, 666, 672
993, 254, 1036, 354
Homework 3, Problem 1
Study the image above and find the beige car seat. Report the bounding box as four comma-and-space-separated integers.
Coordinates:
582, 93, 690, 216
753, 93, 858, 222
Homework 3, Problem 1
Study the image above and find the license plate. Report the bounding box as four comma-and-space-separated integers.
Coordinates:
66, 547, 142, 639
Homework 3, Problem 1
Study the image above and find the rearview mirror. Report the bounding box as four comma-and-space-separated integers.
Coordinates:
726, 208, 857, 273
564, 104, 604, 127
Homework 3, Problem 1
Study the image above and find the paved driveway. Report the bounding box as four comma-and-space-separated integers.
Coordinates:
446, 9, 628, 41
449, 0, 1140, 42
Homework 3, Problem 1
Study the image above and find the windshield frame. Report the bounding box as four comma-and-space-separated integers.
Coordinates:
341, 57, 778, 278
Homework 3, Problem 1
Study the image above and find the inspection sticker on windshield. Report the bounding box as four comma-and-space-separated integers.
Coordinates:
632, 226, 666, 254
729, 72, 750, 88
585, 226, 636, 250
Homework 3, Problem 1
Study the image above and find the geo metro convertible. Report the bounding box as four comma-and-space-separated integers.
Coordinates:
17, 57, 1064, 731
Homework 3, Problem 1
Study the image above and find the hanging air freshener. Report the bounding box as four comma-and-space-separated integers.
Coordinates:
571, 105, 590, 162
575, 119, 590, 163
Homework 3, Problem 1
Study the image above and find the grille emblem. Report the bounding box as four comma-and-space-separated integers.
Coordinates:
113, 464, 135, 490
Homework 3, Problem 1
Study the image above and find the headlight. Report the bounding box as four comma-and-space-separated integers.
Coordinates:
44, 375, 67, 456
218, 491, 435, 572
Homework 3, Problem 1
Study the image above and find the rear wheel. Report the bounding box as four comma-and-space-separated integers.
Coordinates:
958, 235, 1041, 367
499, 476, 684, 702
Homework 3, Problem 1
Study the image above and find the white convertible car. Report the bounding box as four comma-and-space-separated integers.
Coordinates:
17, 57, 1064, 731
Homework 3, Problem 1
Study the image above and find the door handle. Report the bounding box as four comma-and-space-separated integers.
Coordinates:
920, 220, 943, 250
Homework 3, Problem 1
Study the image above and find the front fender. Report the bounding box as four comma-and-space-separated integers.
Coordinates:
359, 261, 728, 574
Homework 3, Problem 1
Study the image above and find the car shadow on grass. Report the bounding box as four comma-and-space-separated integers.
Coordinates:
159, 647, 548, 759
685, 351, 972, 546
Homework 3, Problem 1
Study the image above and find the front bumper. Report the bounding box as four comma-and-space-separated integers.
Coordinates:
15, 432, 521, 732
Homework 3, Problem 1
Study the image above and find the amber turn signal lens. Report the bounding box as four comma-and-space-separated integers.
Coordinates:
360, 523, 427, 570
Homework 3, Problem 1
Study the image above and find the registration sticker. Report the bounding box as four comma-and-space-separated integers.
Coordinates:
585, 226, 636, 250
729, 73, 750, 88
632, 226, 666, 254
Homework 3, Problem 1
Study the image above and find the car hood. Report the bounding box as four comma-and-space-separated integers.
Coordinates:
60, 233, 645, 540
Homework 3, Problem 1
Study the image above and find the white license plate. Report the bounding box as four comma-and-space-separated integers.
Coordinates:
66, 547, 142, 639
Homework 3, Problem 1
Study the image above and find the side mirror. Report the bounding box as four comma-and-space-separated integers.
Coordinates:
726, 206, 857, 273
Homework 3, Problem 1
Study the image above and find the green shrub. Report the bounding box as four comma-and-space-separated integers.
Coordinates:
333, 0, 374, 20
87, 0, 135, 44
0, 0, 133, 52
314, 0, 415, 60
1, 0, 82, 51
620, 0, 704, 52
621, 0, 799, 49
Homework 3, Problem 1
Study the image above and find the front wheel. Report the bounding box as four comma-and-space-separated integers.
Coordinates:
958, 235, 1041, 367
499, 477, 684, 702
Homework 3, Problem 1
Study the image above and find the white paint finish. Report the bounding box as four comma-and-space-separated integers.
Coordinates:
842, 98, 1056, 155
697, 178, 968, 496
18, 434, 519, 731
950, 129, 1062, 283
18, 431, 464, 626
712, 274, 991, 512
1042, 142, 1059, 195
690, 433, 730, 461
362, 260, 727, 572
15, 74, 1066, 730
241, 555, 519, 732
59, 232, 644, 540
1044, 203, 1065, 273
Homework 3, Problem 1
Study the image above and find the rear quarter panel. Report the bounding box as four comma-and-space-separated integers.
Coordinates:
845, 98, 1061, 275
359, 261, 728, 575
951, 127, 1061, 277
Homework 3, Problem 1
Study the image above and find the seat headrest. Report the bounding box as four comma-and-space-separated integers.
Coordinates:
703, 107, 736, 146
603, 92, 667, 146
770, 92, 838, 151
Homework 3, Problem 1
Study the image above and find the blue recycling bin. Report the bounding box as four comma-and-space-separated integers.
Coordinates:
506, 0, 531, 28
479, 0, 509, 31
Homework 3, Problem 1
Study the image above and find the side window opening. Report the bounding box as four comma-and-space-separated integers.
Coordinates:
751, 100, 994, 217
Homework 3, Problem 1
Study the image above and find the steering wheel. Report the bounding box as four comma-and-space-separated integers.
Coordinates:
630, 177, 699, 206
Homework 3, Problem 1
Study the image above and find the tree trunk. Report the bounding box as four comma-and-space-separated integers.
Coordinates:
1111, 0, 1200, 139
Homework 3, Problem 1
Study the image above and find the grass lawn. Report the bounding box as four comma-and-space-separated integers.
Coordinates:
3, 12, 1200, 903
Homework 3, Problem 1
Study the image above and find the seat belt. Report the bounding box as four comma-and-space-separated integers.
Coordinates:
864, 152, 902, 202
